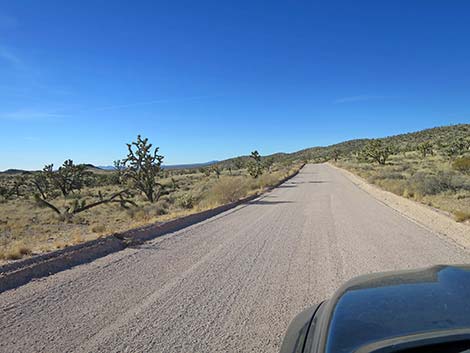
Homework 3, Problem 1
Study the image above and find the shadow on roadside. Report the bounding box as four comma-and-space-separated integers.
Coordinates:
249, 200, 294, 205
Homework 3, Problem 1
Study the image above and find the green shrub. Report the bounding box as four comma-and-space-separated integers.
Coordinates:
408, 171, 470, 196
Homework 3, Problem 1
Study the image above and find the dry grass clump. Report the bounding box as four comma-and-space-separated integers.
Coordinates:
206, 176, 249, 205
0, 242, 32, 260
91, 224, 107, 233
454, 210, 470, 222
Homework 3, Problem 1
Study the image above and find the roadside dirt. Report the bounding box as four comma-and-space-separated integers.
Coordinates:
331, 163, 470, 249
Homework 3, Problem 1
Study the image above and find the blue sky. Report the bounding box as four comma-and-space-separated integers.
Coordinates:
1, 1, 469, 170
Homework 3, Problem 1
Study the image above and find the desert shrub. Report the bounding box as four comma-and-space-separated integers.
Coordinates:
257, 173, 281, 188
408, 171, 470, 196
126, 207, 148, 221
1, 243, 32, 260
154, 199, 170, 215
453, 210, 470, 222
453, 157, 470, 175
408, 172, 442, 196
177, 194, 195, 209
91, 224, 106, 233
380, 171, 406, 180
376, 179, 407, 196
208, 177, 248, 204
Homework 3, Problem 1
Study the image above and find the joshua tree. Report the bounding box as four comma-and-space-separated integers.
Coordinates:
417, 141, 433, 158
361, 140, 393, 165
31, 172, 52, 200
35, 189, 136, 218
33, 159, 135, 218
123, 135, 164, 203
42, 160, 89, 198
248, 150, 263, 178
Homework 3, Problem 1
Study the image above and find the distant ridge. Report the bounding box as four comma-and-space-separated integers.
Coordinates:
0, 169, 30, 175
97, 160, 219, 171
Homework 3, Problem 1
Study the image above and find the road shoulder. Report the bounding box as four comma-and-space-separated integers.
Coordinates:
329, 163, 470, 249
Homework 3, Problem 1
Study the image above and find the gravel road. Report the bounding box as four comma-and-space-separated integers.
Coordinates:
1, 164, 469, 353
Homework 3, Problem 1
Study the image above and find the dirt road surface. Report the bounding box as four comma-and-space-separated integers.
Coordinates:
1, 164, 469, 353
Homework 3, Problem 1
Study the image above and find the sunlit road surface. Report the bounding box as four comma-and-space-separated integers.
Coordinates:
1, 164, 469, 353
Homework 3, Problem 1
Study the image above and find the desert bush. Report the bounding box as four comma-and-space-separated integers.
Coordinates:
408, 171, 470, 196
408, 172, 444, 196
154, 199, 170, 215
91, 224, 106, 233
453, 157, 470, 175
444, 137, 470, 157
376, 179, 407, 196
0, 242, 32, 260
208, 177, 248, 204
233, 157, 245, 169
257, 173, 282, 189
453, 210, 470, 222
373, 168, 406, 180
178, 193, 195, 209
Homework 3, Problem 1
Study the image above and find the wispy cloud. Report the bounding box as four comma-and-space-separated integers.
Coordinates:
1, 95, 216, 123
0, 109, 68, 121
334, 95, 385, 104
89, 95, 217, 112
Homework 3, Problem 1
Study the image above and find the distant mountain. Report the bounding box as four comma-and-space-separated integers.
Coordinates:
97, 160, 219, 171
162, 161, 219, 170
0, 169, 30, 175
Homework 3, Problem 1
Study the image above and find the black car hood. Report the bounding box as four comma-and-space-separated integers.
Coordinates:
320, 265, 470, 353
